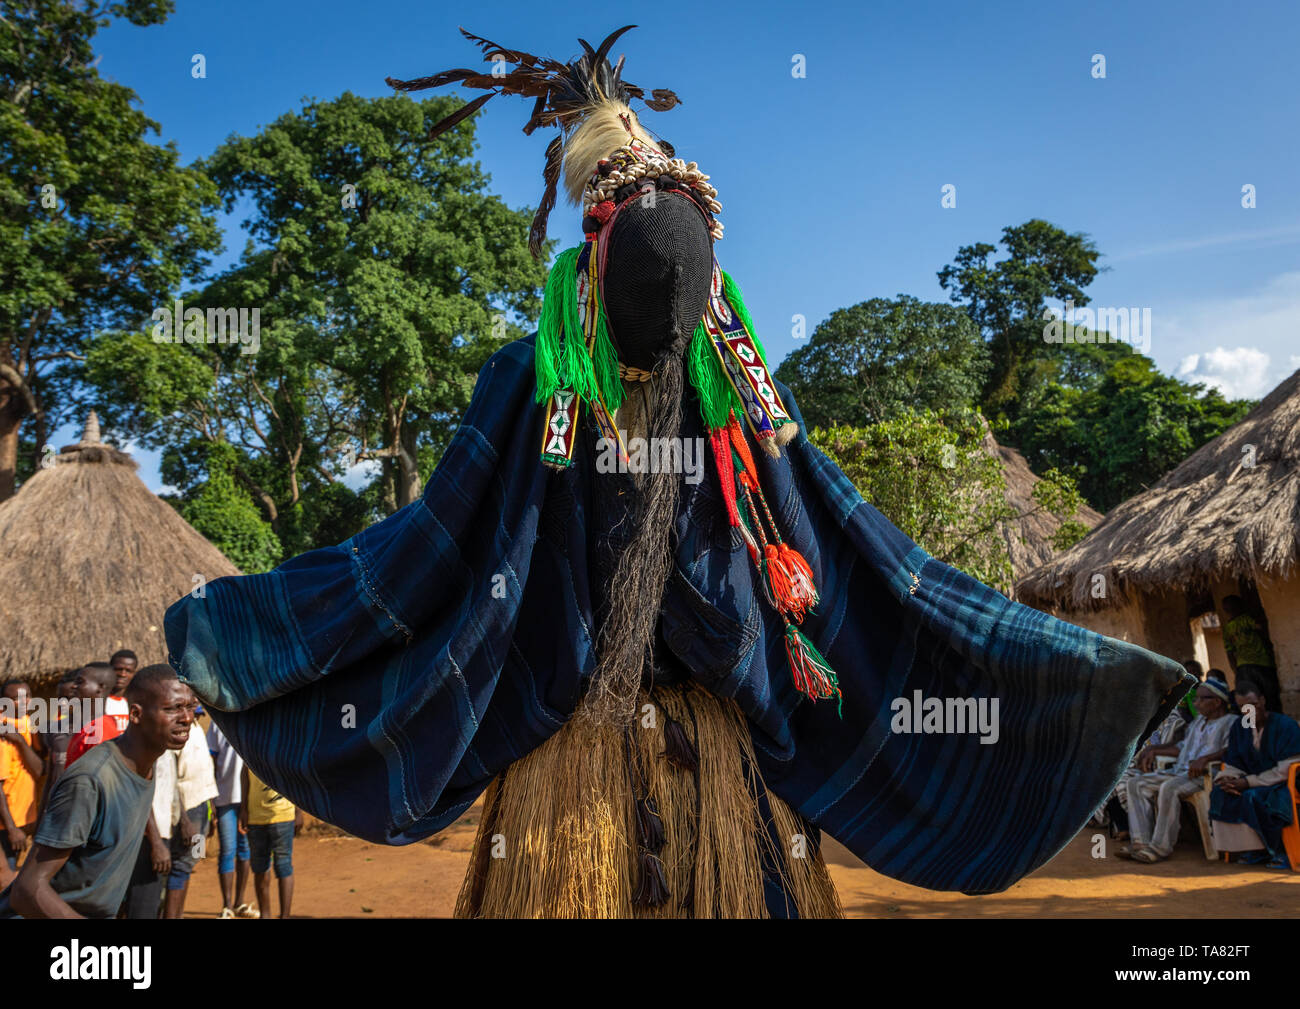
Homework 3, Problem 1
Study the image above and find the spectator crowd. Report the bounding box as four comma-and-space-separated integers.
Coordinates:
1096, 593, 1299, 870
0, 651, 302, 919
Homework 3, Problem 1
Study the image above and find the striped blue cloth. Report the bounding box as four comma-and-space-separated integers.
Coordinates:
166, 335, 1191, 895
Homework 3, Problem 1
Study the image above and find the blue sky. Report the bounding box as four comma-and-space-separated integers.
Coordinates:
79, 0, 1299, 491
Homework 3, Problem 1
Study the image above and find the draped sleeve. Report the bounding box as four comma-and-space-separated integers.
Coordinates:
166, 336, 593, 843
721, 379, 1194, 894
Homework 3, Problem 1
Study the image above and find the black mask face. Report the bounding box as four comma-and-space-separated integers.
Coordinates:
600, 190, 714, 371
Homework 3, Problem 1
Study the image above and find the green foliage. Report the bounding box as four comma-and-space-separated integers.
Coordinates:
810, 411, 1017, 594
84, 328, 215, 420
774, 295, 987, 429
1030, 468, 1089, 551
195, 91, 549, 512
936, 219, 1255, 514
937, 219, 1103, 426
1013, 354, 1253, 511
83, 90, 547, 557
168, 442, 282, 573
0, 0, 219, 497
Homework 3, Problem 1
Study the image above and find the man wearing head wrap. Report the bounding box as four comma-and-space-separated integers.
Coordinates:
1123, 678, 1234, 864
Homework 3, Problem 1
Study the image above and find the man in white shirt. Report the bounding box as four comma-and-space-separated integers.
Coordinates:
1123, 678, 1234, 863
162, 715, 219, 918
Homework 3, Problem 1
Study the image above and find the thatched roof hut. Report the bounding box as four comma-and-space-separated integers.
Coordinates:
1018, 368, 1300, 611
993, 438, 1103, 584
0, 413, 240, 691
1016, 368, 1300, 714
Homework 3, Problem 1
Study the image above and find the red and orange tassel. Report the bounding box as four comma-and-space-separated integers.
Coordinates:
711, 410, 841, 713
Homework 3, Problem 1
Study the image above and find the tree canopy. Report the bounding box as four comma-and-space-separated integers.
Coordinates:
86, 91, 548, 556
0, 0, 219, 500
774, 295, 987, 430
809, 411, 1084, 595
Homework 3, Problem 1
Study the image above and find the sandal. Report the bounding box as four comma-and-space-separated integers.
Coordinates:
1132, 847, 1162, 863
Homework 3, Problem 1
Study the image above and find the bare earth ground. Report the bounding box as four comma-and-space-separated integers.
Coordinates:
179, 800, 1299, 919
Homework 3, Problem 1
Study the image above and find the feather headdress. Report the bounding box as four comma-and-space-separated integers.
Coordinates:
386, 26, 682, 258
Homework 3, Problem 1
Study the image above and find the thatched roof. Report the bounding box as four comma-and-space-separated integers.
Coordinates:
994, 438, 1103, 584
1018, 367, 1300, 611
0, 412, 240, 690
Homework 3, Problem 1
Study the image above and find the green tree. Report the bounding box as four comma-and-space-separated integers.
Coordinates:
937, 221, 1254, 513
810, 411, 1018, 594
774, 295, 987, 429
86, 90, 546, 557
1014, 354, 1252, 511
937, 219, 1103, 426
812, 411, 1091, 593
0, 0, 220, 500
198, 91, 548, 513
168, 441, 282, 574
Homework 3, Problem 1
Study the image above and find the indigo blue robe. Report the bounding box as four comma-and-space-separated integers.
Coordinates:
1210, 712, 1300, 855
164, 335, 1191, 895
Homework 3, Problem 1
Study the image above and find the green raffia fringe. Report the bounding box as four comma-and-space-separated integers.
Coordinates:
687, 269, 772, 430
720, 270, 769, 367
535, 245, 623, 410
540, 253, 765, 427
535, 248, 577, 403
590, 300, 624, 411
687, 317, 739, 430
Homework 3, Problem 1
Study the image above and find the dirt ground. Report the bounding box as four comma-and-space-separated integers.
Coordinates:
178, 801, 1300, 918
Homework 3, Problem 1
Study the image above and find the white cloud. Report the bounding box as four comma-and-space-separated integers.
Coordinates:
342, 459, 381, 491
1176, 346, 1274, 399
1154, 271, 1300, 399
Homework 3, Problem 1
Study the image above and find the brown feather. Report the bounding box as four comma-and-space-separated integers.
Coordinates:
426, 92, 495, 141
385, 69, 478, 92
593, 26, 636, 70
458, 27, 538, 67
643, 89, 681, 112
529, 135, 564, 259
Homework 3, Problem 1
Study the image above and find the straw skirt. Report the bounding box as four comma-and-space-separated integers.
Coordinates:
455, 682, 843, 918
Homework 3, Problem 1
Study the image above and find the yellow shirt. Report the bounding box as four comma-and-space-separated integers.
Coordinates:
246, 772, 295, 825
0, 715, 38, 828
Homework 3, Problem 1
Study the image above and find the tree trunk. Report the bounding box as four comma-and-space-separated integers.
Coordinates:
380, 460, 397, 516
0, 402, 22, 503
395, 422, 422, 509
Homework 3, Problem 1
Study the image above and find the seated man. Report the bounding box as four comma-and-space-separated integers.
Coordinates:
1210, 679, 1300, 870
1123, 677, 1234, 862
1103, 707, 1189, 837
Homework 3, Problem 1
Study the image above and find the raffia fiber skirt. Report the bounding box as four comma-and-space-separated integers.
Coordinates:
454, 682, 843, 918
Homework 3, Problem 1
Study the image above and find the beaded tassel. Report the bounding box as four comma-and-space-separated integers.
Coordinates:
709, 411, 841, 712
